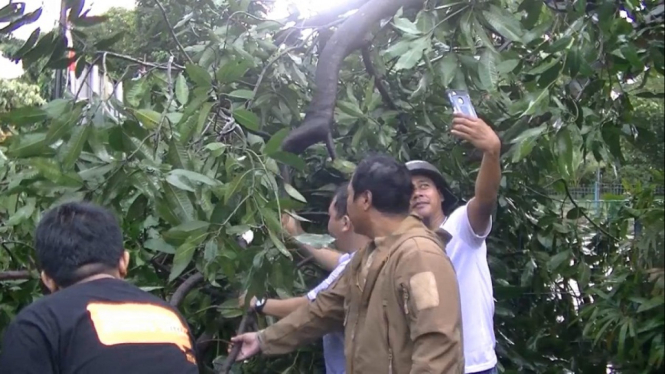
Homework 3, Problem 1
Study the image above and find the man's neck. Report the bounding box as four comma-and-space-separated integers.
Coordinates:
367, 213, 408, 238
344, 234, 370, 253
427, 209, 446, 230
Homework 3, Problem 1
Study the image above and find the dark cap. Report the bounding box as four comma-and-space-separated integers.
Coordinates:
406, 160, 460, 216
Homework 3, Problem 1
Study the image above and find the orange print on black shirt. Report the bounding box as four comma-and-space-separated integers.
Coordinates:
86, 302, 196, 364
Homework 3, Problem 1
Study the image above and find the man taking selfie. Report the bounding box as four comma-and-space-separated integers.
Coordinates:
407, 113, 502, 374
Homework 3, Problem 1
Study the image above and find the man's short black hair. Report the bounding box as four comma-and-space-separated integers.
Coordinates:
351, 154, 413, 215
35, 202, 124, 287
332, 182, 349, 219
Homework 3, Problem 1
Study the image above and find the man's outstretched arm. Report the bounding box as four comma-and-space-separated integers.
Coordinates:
451, 114, 501, 236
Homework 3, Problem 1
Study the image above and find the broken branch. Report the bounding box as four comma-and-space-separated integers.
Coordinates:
0, 270, 32, 281
169, 272, 204, 307
220, 313, 254, 373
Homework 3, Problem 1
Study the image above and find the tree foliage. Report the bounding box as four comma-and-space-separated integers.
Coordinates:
1, 0, 664, 373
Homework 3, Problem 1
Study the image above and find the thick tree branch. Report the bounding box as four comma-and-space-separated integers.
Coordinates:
280, 0, 426, 160
169, 272, 204, 307
0, 270, 32, 281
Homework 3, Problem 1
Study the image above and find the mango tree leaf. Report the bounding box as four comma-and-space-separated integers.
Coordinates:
144, 237, 176, 254
394, 37, 429, 71
6, 132, 49, 158
169, 239, 198, 281
548, 250, 571, 271
233, 109, 259, 131
60, 124, 91, 170
284, 184, 307, 203
185, 63, 212, 87
393, 17, 421, 35
293, 233, 336, 249
264, 128, 289, 155
169, 169, 221, 187
478, 49, 498, 91
175, 73, 189, 105
131, 109, 161, 130
482, 5, 524, 42
227, 89, 254, 99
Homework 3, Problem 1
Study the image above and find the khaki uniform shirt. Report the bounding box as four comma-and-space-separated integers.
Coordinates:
259, 215, 464, 374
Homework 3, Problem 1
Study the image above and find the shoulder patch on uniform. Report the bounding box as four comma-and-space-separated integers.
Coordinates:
409, 271, 439, 311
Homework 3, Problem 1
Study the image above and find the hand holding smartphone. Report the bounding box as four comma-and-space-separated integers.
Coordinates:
446, 90, 477, 118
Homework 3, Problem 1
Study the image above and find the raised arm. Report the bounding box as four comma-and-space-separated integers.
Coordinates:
282, 213, 341, 271
396, 238, 464, 374
451, 114, 501, 236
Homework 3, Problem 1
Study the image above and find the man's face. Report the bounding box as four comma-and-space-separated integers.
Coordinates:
327, 197, 346, 240
346, 180, 371, 236
411, 175, 443, 220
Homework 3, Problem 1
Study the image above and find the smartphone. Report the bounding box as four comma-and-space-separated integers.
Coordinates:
446, 89, 477, 118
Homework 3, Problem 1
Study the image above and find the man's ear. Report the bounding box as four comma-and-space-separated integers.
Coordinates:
40, 271, 58, 293
118, 250, 130, 278
362, 190, 372, 211
341, 215, 352, 231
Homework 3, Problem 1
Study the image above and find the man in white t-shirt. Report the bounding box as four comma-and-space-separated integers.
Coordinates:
239, 183, 369, 374
406, 113, 502, 374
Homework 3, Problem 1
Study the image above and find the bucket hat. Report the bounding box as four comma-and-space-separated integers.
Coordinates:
406, 160, 461, 216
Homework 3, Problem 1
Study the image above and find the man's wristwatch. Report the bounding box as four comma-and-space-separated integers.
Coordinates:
254, 298, 267, 314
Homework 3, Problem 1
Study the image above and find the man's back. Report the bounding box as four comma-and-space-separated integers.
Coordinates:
0, 278, 199, 374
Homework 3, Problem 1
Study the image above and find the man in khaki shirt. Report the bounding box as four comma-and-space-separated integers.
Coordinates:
231, 154, 464, 373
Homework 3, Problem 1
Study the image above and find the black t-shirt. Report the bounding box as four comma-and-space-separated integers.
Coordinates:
0, 278, 199, 374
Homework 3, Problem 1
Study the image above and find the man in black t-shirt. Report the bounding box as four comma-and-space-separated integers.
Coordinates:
0, 202, 199, 374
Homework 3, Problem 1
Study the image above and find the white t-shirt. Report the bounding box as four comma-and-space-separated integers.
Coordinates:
441, 204, 496, 373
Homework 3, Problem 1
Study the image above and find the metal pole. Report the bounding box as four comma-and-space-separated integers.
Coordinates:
52, 0, 68, 100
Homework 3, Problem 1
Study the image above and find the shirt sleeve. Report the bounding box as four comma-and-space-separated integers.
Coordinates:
395, 238, 465, 374
446, 204, 491, 248
306, 253, 352, 301
0, 313, 57, 374
259, 265, 348, 355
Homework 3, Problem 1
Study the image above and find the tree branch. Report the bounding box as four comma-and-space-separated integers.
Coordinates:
169, 272, 204, 307
361, 46, 397, 110
0, 270, 32, 281
153, 0, 194, 65
97, 51, 185, 70
220, 313, 254, 373
280, 0, 426, 159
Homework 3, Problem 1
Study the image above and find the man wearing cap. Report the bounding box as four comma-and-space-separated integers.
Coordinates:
406, 113, 502, 374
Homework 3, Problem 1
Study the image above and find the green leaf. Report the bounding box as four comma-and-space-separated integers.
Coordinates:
166, 174, 196, 192
394, 37, 429, 71
169, 239, 197, 281
175, 73, 189, 105
169, 169, 221, 187
163, 181, 195, 223
131, 109, 161, 130
264, 128, 289, 155
393, 17, 421, 35
522, 88, 550, 116
144, 237, 176, 254
60, 125, 91, 170
227, 89, 254, 99
482, 6, 524, 42
233, 109, 259, 131
216, 59, 252, 84
92, 31, 125, 50
293, 233, 336, 249
70, 15, 108, 27
284, 184, 307, 203
269, 151, 306, 171
478, 49, 498, 91
510, 124, 547, 144
332, 159, 356, 174
496, 59, 519, 74
437, 54, 458, 88
185, 63, 212, 87
556, 128, 574, 179
337, 100, 365, 118
6, 133, 49, 158
0, 105, 46, 126
268, 230, 292, 259
636, 297, 664, 313
548, 250, 571, 271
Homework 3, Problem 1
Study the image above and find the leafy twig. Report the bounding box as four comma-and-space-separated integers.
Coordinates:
559, 179, 618, 241
95, 51, 184, 70
153, 0, 194, 65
